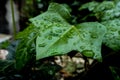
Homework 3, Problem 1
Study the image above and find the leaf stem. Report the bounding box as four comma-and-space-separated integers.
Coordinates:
10, 0, 16, 39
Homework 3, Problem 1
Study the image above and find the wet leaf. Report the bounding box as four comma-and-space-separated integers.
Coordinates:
102, 19, 120, 51
76, 22, 106, 61
36, 22, 106, 61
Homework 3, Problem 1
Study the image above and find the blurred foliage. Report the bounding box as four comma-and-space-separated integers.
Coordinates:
79, 1, 120, 21
109, 66, 120, 80
0, 41, 10, 49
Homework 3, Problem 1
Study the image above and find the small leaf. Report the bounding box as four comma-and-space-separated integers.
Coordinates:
29, 3, 71, 27
76, 22, 106, 61
15, 24, 39, 70
102, 19, 120, 51
94, 1, 114, 12
79, 1, 99, 11
48, 2, 71, 20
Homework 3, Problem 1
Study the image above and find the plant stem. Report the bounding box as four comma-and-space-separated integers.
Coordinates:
10, 0, 16, 39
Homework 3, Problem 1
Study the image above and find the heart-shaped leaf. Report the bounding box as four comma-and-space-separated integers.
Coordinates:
36, 21, 106, 61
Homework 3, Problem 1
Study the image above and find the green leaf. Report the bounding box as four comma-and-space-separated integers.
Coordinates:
29, 3, 71, 26
36, 22, 106, 61
109, 66, 120, 80
102, 19, 120, 51
15, 2, 71, 70
47, 3, 71, 20
101, 1, 120, 21
76, 22, 106, 61
31, 3, 107, 61
94, 1, 114, 12
15, 24, 39, 70
79, 1, 116, 21
79, 1, 99, 11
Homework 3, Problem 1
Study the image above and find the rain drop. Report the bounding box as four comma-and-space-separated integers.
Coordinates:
91, 34, 98, 38
48, 36, 52, 40
66, 33, 73, 38
62, 29, 66, 32
80, 46, 85, 49
98, 25, 102, 28
55, 29, 62, 33
94, 54, 98, 58
52, 33, 59, 37
82, 50, 94, 57
44, 25, 49, 29
70, 30, 74, 34
38, 43, 46, 47
110, 28, 117, 32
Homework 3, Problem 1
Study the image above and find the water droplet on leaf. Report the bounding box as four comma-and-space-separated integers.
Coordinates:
66, 33, 73, 38
55, 29, 62, 33
38, 43, 46, 47
91, 34, 98, 38
80, 46, 85, 49
44, 25, 49, 29
48, 36, 52, 40
82, 50, 94, 57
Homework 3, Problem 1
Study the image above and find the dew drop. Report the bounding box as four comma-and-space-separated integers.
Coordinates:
52, 33, 59, 37
98, 25, 102, 28
66, 34, 73, 38
80, 46, 85, 49
48, 36, 52, 40
110, 28, 117, 32
62, 29, 66, 32
38, 43, 46, 47
82, 50, 94, 57
94, 54, 98, 58
44, 25, 49, 29
91, 34, 98, 38
55, 29, 62, 33
70, 30, 74, 34
50, 30, 59, 37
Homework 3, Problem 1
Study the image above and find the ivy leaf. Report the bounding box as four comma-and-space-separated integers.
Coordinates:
79, 1, 99, 11
15, 2, 72, 70
29, 2, 72, 60
30, 3, 106, 61
36, 22, 106, 61
102, 19, 120, 51
101, 2, 120, 21
47, 2, 71, 20
79, 1, 116, 21
29, 3, 71, 26
93, 1, 114, 12
76, 22, 106, 61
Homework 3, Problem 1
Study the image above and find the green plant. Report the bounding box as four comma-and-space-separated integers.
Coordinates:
15, 1, 120, 69
1, 0, 118, 79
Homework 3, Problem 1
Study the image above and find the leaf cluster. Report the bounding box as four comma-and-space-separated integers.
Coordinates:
13, 2, 106, 70
15, 1, 120, 75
